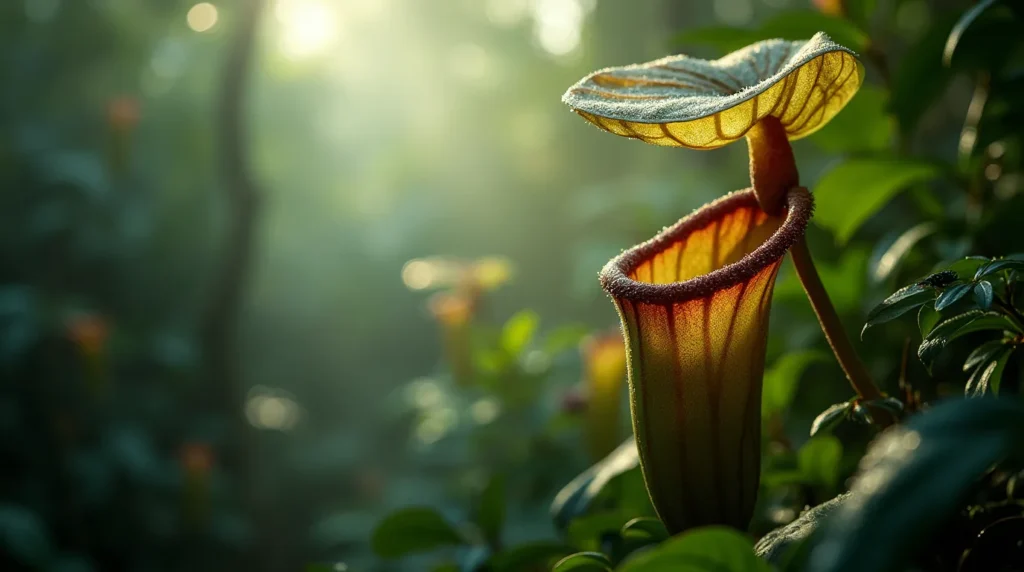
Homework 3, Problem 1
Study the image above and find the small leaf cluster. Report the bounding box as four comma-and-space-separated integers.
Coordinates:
863, 255, 1024, 395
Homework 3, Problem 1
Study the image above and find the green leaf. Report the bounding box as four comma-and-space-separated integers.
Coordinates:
501, 310, 539, 356
475, 474, 505, 547
805, 398, 1024, 572
810, 85, 894, 153
942, 256, 990, 281
371, 507, 466, 558
966, 349, 1012, 396
862, 283, 934, 338
620, 518, 669, 545
943, 0, 1001, 66
975, 258, 1024, 279
934, 282, 972, 311
754, 493, 851, 564
974, 281, 994, 310
551, 440, 640, 529
567, 512, 634, 552
489, 541, 575, 572
544, 324, 591, 355
963, 340, 1007, 372
815, 158, 941, 244
618, 526, 771, 572
798, 436, 843, 490
762, 351, 827, 417
917, 303, 940, 338
810, 402, 853, 437
552, 552, 613, 572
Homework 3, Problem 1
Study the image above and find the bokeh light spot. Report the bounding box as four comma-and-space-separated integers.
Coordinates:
187, 3, 219, 33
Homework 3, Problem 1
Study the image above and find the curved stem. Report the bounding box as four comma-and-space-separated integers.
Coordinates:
790, 236, 883, 402
746, 117, 885, 404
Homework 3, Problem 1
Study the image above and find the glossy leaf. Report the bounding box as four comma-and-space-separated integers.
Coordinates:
963, 340, 1008, 372
371, 507, 465, 558
943, 257, 990, 281
973, 280, 994, 310
810, 401, 853, 437
815, 158, 940, 244
552, 552, 613, 572
563, 33, 862, 149
620, 518, 669, 545
807, 398, 1024, 572
550, 440, 640, 529
975, 258, 1024, 279
862, 283, 934, 338
917, 303, 940, 338
933, 282, 972, 311
966, 349, 1012, 396
618, 526, 771, 572
754, 492, 852, 563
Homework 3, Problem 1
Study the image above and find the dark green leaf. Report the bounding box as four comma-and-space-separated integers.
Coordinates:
620, 518, 669, 545
552, 552, 613, 572
862, 283, 934, 338
918, 303, 940, 338
799, 436, 843, 490
806, 398, 1024, 572
371, 507, 466, 559
963, 340, 1008, 372
815, 158, 940, 244
675, 27, 762, 54
475, 474, 505, 547
618, 526, 771, 572
754, 493, 852, 565
974, 281, 994, 310
966, 349, 1012, 396
810, 402, 853, 437
551, 440, 639, 529
975, 258, 1024, 279
675, 11, 867, 55
943, 256, 990, 281
934, 283, 972, 311
943, 0, 1001, 66
567, 512, 633, 552
919, 311, 1018, 371
489, 541, 575, 572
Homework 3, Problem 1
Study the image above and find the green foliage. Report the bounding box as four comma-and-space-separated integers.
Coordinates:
806, 398, 1024, 572
814, 158, 941, 244
762, 352, 827, 417
370, 507, 466, 559
552, 552, 614, 572
617, 527, 771, 572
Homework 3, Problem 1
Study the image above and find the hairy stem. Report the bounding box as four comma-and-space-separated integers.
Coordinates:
746, 117, 885, 403
746, 116, 799, 216
790, 237, 883, 401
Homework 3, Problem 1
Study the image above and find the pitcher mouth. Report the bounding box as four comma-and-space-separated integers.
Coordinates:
600, 187, 812, 306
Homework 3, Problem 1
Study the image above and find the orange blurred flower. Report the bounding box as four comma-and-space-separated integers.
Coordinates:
812, 0, 844, 16
179, 442, 215, 475
65, 313, 109, 358
429, 292, 475, 386
580, 331, 627, 460
107, 96, 141, 133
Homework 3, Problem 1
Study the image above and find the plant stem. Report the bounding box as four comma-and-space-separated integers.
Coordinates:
790, 236, 884, 402
746, 117, 886, 404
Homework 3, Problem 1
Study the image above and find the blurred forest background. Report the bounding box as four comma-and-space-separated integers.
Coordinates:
1, 0, 1016, 571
